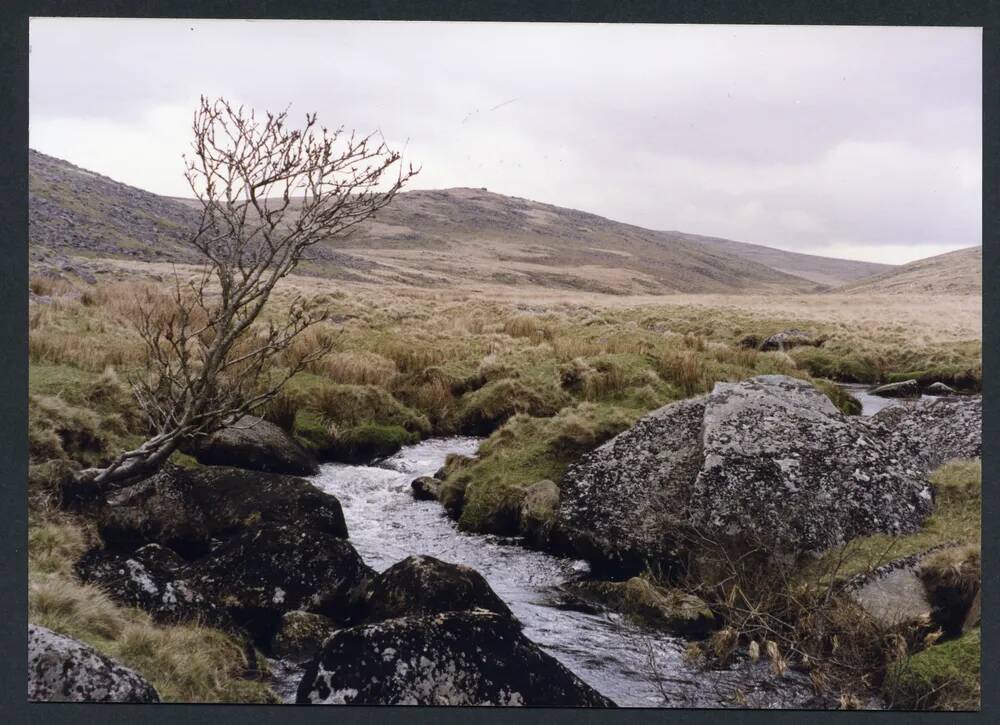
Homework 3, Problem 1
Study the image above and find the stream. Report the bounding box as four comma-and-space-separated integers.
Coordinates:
840, 383, 933, 416
272, 437, 821, 708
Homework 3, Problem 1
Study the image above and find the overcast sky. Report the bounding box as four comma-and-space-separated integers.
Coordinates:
29, 19, 981, 264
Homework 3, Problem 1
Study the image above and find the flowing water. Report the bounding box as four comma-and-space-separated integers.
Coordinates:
275, 437, 821, 708
840, 383, 933, 416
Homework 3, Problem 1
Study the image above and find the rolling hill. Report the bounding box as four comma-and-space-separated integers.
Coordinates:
834, 246, 982, 296
29, 149, 899, 294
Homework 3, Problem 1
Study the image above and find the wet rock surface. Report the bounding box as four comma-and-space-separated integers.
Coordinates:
409, 475, 441, 501
99, 464, 347, 558
296, 610, 616, 706
559, 375, 957, 564
565, 578, 716, 636
193, 416, 319, 476
358, 555, 513, 623
28, 624, 160, 703
870, 379, 920, 398
271, 611, 339, 663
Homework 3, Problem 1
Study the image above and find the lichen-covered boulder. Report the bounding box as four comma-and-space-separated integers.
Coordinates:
74, 544, 230, 628
99, 465, 347, 558
760, 329, 821, 352
861, 396, 981, 475
870, 379, 921, 398
410, 476, 441, 501
689, 376, 932, 554
558, 397, 706, 571
296, 610, 615, 706
358, 555, 512, 623
191, 523, 373, 642
28, 624, 160, 702
926, 382, 957, 396
193, 415, 319, 475
271, 610, 339, 662
518, 480, 560, 548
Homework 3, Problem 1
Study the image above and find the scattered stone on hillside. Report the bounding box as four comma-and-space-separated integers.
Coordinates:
560, 375, 954, 567
99, 464, 347, 558
689, 376, 932, 554
191, 523, 373, 643
861, 396, 982, 475
296, 610, 615, 706
760, 329, 822, 352
559, 397, 706, 572
926, 382, 957, 396
74, 544, 230, 628
193, 415, 319, 476
565, 578, 715, 636
28, 624, 160, 703
870, 379, 920, 399
358, 555, 512, 623
410, 476, 441, 501
518, 480, 560, 548
271, 611, 339, 663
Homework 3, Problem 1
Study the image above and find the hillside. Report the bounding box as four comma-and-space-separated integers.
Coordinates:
835, 246, 982, 296
29, 149, 894, 294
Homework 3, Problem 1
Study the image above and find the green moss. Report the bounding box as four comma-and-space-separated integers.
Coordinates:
884, 628, 980, 710
454, 376, 571, 435
335, 423, 419, 463
813, 379, 863, 415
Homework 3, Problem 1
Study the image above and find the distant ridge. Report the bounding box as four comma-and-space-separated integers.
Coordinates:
834, 246, 982, 295
29, 149, 898, 295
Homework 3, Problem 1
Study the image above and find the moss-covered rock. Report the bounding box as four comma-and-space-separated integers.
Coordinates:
271, 610, 338, 663
518, 480, 560, 547
566, 577, 715, 636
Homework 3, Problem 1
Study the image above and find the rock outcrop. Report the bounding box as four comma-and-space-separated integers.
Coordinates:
296, 610, 615, 706
760, 329, 823, 352
99, 465, 347, 558
193, 415, 319, 476
191, 523, 373, 642
28, 624, 160, 703
410, 476, 441, 501
357, 555, 512, 623
870, 379, 920, 398
926, 382, 957, 396
271, 611, 339, 662
559, 376, 967, 568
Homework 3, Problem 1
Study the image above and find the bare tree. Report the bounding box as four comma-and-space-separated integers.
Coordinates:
76, 96, 416, 487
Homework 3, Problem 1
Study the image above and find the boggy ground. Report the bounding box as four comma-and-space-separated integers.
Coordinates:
27, 263, 982, 705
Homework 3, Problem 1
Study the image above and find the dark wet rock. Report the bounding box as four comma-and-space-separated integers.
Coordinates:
861, 396, 982, 475
518, 480, 560, 547
271, 610, 339, 663
193, 415, 319, 476
870, 379, 920, 399
760, 329, 822, 352
917, 545, 981, 637
560, 375, 941, 567
191, 523, 373, 643
689, 376, 932, 554
74, 544, 231, 628
98, 464, 347, 558
28, 624, 160, 703
296, 610, 615, 706
926, 382, 957, 396
358, 555, 512, 623
410, 476, 441, 501
565, 578, 715, 636
559, 397, 706, 572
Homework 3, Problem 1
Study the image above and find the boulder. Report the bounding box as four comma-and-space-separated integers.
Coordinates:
559, 376, 940, 567
689, 376, 932, 554
848, 559, 934, 628
518, 479, 560, 547
870, 379, 920, 399
358, 555, 512, 623
296, 610, 615, 706
191, 523, 373, 643
271, 610, 339, 662
559, 397, 707, 572
926, 382, 957, 396
565, 578, 715, 636
74, 544, 230, 628
862, 396, 982, 475
760, 329, 821, 352
193, 415, 319, 475
28, 624, 160, 703
410, 476, 441, 501
99, 465, 348, 558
